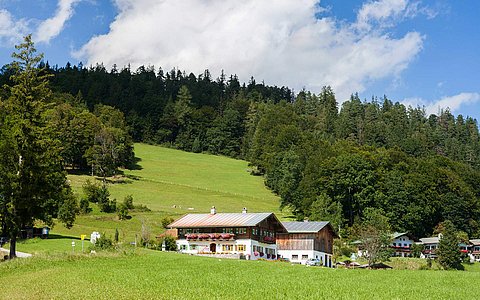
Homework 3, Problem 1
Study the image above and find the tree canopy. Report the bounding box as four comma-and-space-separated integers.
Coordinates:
0, 36, 78, 258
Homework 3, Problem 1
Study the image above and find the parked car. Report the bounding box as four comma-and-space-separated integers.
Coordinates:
305, 258, 321, 266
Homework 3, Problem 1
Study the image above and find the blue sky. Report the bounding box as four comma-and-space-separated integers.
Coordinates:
0, 0, 479, 121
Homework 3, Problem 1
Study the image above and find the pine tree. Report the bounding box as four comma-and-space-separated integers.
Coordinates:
437, 220, 464, 270
0, 35, 77, 258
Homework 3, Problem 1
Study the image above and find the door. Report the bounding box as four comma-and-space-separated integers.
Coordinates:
210, 243, 216, 253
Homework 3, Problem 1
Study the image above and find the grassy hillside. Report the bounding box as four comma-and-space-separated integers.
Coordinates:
69, 143, 282, 214
1, 250, 480, 299
47, 144, 285, 241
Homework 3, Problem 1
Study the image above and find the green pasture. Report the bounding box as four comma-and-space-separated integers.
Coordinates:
1, 250, 479, 300
68, 143, 284, 216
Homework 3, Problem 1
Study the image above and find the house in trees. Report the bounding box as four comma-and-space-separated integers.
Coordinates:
470, 239, 480, 261
169, 207, 287, 260
390, 232, 416, 257
276, 221, 338, 267
419, 236, 440, 258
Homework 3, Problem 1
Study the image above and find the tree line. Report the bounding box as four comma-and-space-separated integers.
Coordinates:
1, 53, 480, 241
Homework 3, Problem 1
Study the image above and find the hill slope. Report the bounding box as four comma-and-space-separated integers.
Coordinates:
70, 143, 282, 215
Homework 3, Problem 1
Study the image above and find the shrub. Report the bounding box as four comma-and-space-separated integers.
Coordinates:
82, 180, 109, 203
158, 235, 177, 251
123, 195, 134, 209
117, 203, 129, 220
92, 233, 114, 250
79, 198, 92, 214
161, 216, 175, 229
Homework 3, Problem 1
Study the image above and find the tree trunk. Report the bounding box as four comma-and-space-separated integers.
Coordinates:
9, 235, 17, 259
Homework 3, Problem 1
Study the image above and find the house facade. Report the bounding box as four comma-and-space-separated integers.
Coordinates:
276, 221, 338, 267
169, 208, 287, 260
470, 239, 480, 261
419, 236, 439, 258
390, 232, 415, 257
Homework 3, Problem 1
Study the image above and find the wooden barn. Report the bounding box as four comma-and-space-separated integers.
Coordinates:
277, 221, 338, 267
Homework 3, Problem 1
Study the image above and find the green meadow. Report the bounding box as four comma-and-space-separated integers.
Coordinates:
68, 143, 283, 214
46, 143, 286, 241
1, 250, 479, 300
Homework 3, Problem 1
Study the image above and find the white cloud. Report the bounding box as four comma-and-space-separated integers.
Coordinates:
75, 0, 427, 101
34, 0, 81, 43
0, 9, 28, 46
403, 93, 480, 116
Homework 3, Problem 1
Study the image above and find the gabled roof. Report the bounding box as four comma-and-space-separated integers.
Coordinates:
169, 213, 275, 228
282, 221, 329, 233
420, 237, 439, 244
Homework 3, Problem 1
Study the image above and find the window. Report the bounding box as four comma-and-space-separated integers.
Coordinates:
237, 245, 245, 252
180, 245, 187, 250
222, 245, 233, 252
190, 245, 197, 250
292, 255, 298, 260
302, 255, 308, 260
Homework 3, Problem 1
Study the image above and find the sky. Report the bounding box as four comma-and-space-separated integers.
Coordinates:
0, 0, 479, 121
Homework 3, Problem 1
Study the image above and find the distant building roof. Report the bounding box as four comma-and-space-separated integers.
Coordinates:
420, 237, 440, 244
281, 221, 330, 233
470, 239, 480, 245
392, 232, 409, 239
169, 213, 275, 228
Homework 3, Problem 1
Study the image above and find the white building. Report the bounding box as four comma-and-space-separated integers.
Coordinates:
169, 208, 286, 260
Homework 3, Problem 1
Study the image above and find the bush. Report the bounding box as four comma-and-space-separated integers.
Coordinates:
92, 233, 114, 250
117, 203, 129, 220
79, 198, 92, 214
161, 216, 175, 229
99, 197, 116, 213
82, 180, 109, 203
159, 235, 177, 251
123, 195, 134, 209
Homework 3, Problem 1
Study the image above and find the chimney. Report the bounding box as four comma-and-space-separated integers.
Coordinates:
210, 206, 216, 215
242, 207, 248, 214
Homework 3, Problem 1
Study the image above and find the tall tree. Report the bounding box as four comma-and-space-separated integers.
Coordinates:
0, 35, 77, 258
437, 220, 464, 270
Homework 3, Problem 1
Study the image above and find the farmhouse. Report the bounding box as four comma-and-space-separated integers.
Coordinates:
169, 207, 287, 260
390, 232, 415, 257
276, 221, 337, 267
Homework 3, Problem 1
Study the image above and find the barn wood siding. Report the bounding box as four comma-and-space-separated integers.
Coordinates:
277, 227, 334, 253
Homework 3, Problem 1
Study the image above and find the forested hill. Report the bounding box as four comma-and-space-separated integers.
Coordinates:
2, 62, 479, 239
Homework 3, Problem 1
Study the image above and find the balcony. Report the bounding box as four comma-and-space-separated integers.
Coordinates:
185, 233, 235, 241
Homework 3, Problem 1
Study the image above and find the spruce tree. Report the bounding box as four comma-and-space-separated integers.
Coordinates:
437, 220, 464, 270
0, 35, 77, 258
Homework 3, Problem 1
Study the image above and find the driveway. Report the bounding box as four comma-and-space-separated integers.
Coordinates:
0, 247, 32, 258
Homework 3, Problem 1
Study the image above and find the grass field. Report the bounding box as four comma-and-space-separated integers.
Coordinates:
1, 250, 479, 299
44, 143, 286, 241
68, 143, 283, 215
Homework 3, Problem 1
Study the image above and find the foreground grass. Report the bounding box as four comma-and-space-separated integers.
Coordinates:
1, 251, 479, 299
68, 143, 285, 216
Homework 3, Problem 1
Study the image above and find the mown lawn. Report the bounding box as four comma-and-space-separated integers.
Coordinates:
1, 250, 479, 300
68, 143, 285, 216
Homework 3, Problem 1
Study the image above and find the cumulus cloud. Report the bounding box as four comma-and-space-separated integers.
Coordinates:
75, 0, 427, 100
403, 93, 480, 116
0, 9, 28, 45
34, 0, 81, 43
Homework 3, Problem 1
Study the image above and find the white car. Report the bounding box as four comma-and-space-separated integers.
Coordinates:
305, 258, 321, 266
